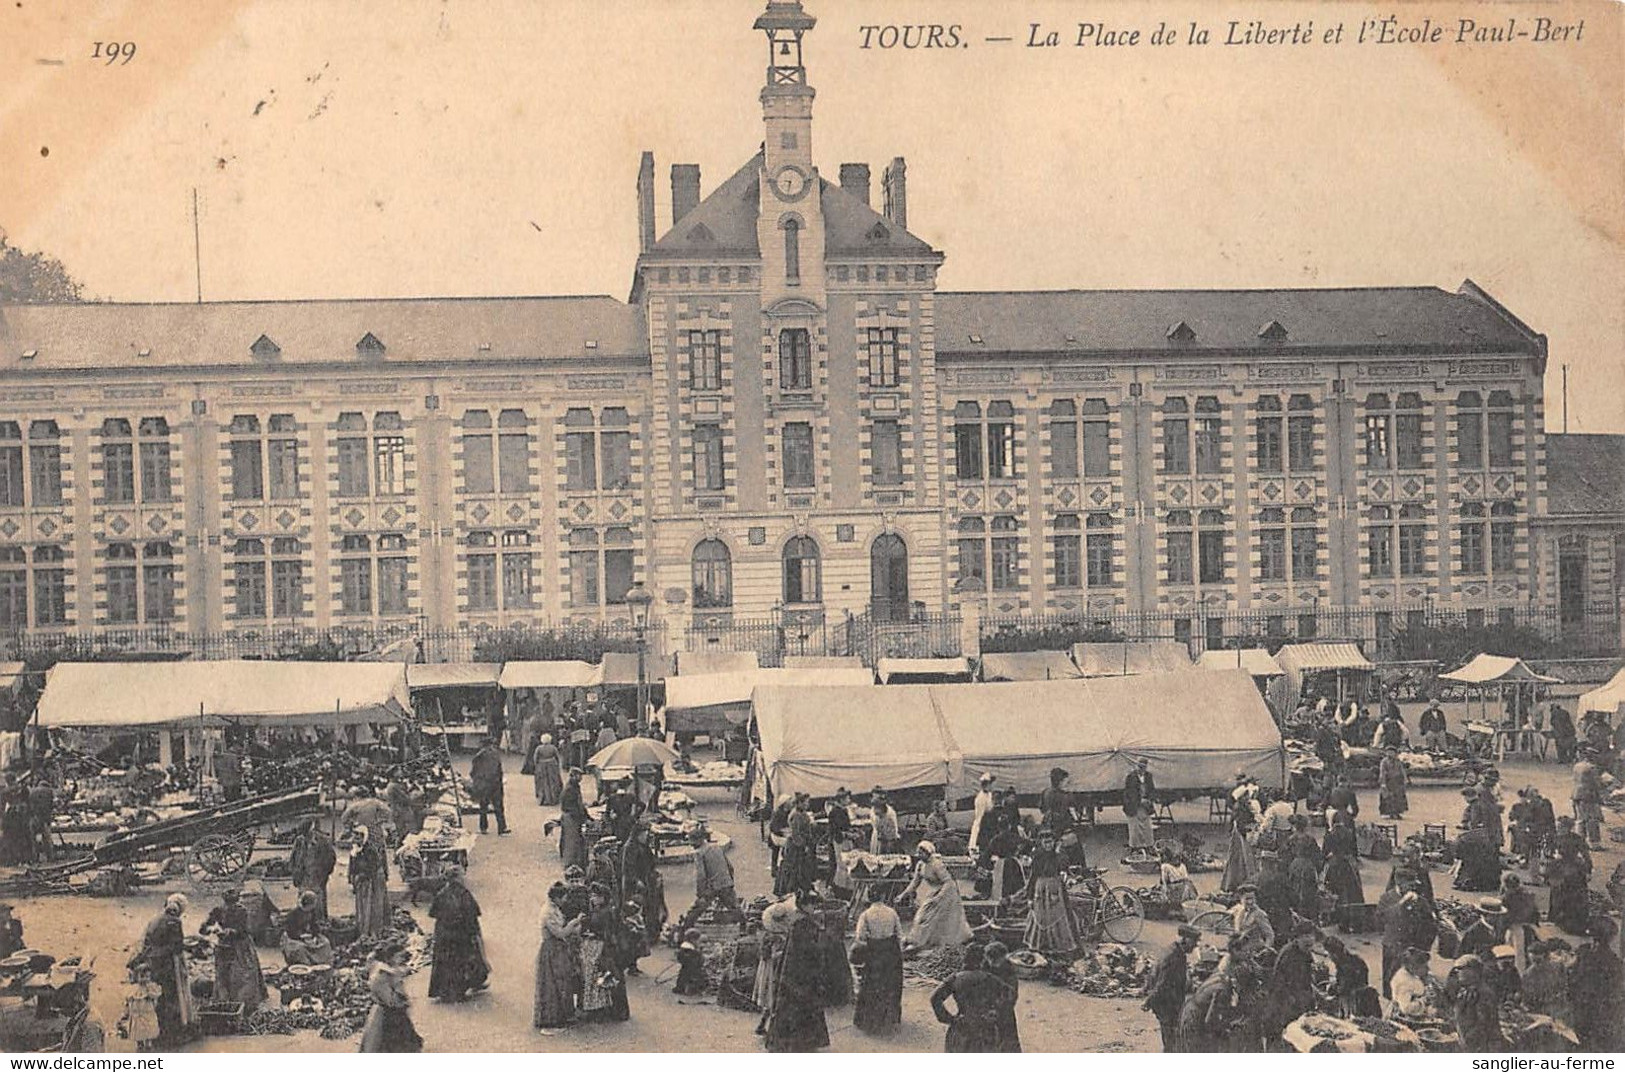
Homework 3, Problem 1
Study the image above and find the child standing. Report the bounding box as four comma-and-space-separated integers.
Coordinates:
674, 929, 707, 995
124, 966, 162, 1051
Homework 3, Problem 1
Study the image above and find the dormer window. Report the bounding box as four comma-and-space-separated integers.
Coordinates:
250, 334, 280, 359
867, 222, 890, 243
687, 223, 714, 244
1258, 320, 1288, 342
1167, 321, 1196, 343
356, 332, 386, 357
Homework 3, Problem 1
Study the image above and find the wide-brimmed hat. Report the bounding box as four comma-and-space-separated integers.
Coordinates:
1477, 897, 1506, 915
979, 772, 996, 785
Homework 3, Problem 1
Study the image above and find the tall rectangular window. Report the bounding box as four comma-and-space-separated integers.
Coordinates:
233, 539, 268, 618
32, 547, 67, 626
106, 544, 139, 623
569, 548, 599, 607
604, 546, 635, 605
866, 327, 900, 388
1488, 407, 1515, 467
1456, 392, 1484, 468
986, 402, 1016, 479
497, 410, 531, 493
339, 534, 372, 614
956, 517, 986, 591
1490, 502, 1517, 573
1165, 515, 1194, 584
336, 414, 370, 497
782, 422, 814, 487
1395, 393, 1424, 469
601, 425, 632, 490
1290, 508, 1319, 581
1052, 515, 1081, 588
266, 415, 298, 500
990, 516, 1019, 590
871, 419, 902, 485
1198, 528, 1226, 584
1458, 503, 1486, 575
1085, 514, 1114, 586
565, 409, 597, 491
693, 425, 725, 492
1162, 400, 1190, 475
1259, 513, 1287, 582
137, 418, 172, 503
1367, 507, 1394, 578
1287, 396, 1315, 472
1082, 399, 1111, 477
101, 420, 135, 504
953, 402, 983, 480
0, 423, 23, 507
1049, 401, 1078, 480
228, 416, 264, 500
376, 533, 410, 615
779, 329, 812, 390
1398, 506, 1427, 577
1255, 398, 1284, 473
688, 329, 722, 391
0, 549, 26, 628
270, 538, 303, 617
502, 530, 534, 609
373, 430, 407, 496
467, 531, 498, 611
462, 411, 494, 494
142, 542, 176, 622
1364, 395, 1392, 469
28, 422, 63, 506
1194, 397, 1223, 474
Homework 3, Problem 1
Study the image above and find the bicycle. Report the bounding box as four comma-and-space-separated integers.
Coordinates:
1063, 866, 1145, 943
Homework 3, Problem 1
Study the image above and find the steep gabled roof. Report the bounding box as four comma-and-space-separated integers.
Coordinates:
936, 284, 1544, 357
645, 152, 938, 259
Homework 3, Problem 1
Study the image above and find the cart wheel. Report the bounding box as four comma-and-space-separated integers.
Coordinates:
187, 831, 255, 891
1100, 885, 1145, 944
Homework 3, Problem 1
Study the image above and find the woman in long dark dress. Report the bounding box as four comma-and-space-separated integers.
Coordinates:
427, 866, 489, 1002
200, 888, 266, 1013
558, 771, 588, 870
128, 895, 193, 1044
532, 735, 564, 806
764, 894, 830, 1052
358, 943, 423, 1053
578, 885, 630, 1023
1546, 818, 1593, 934
983, 941, 1022, 1053
929, 944, 1013, 1053
851, 890, 903, 1034
1321, 810, 1365, 912
534, 883, 582, 1029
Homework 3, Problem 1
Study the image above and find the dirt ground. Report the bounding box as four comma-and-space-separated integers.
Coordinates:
7, 700, 1619, 1053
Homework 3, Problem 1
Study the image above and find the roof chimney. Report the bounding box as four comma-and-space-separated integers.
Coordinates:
881, 156, 907, 230
636, 152, 656, 253
839, 163, 870, 206
671, 164, 701, 226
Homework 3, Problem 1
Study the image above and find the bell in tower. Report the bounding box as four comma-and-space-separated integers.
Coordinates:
754, 1, 815, 87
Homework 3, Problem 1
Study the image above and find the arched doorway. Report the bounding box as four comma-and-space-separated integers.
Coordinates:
870, 533, 910, 622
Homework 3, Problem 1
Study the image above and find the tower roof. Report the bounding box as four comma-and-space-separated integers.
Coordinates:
753, 1, 815, 33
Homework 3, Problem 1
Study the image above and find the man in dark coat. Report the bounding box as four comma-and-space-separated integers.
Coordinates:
427, 866, 489, 1002
1143, 924, 1199, 1051
1549, 704, 1576, 763
1122, 758, 1157, 852
1254, 852, 1294, 941
469, 738, 508, 835
1260, 924, 1318, 1048
288, 820, 337, 917
1380, 886, 1437, 997
1567, 918, 1624, 1052
1418, 701, 1448, 751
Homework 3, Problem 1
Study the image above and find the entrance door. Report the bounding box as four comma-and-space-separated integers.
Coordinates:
870, 534, 909, 622
1559, 549, 1587, 627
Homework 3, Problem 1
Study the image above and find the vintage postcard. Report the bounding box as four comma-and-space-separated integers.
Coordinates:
0, 0, 1621, 1058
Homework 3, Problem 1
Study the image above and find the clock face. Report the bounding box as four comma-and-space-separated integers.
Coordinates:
772, 164, 809, 202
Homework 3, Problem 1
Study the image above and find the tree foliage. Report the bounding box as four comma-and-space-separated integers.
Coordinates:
0, 231, 85, 303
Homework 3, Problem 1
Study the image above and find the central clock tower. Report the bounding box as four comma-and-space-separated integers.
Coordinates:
755, 0, 825, 307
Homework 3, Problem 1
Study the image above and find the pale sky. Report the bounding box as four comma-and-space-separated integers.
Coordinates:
3, 0, 1621, 432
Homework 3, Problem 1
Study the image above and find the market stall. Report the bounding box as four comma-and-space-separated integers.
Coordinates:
498, 660, 602, 746
749, 684, 952, 803
1578, 665, 1625, 718
1195, 647, 1283, 681
875, 657, 971, 684
598, 651, 674, 727
937, 670, 1285, 796
407, 663, 501, 745
978, 650, 1082, 682
1070, 641, 1193, 678
1267, 641, 1376, 714
1439, 654, 1561, 759
664, 667, 874, 736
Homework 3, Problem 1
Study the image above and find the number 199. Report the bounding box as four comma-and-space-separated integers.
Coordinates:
92, 41, 137, 65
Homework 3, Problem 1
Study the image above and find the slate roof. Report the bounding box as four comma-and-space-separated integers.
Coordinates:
935, 284, 1543, 357
0, 295, 646, 371
1545, 433, 1625, 517
646, 152, 936, 258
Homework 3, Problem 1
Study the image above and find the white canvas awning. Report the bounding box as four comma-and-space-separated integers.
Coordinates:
674, 650, 759, 676
1440, 654, 1560, 685
406, 663, 502, 689
875, 657, 972, 684
1579, 667, 1625, 716
1268, 642, 1376, 713
666, 667, 875, 732
0, 662, 25, 692
979, 651, 1083, 682
751, 684, 952, 799
1196, 648, 1284, 678
498, 661, 603, 690
598, 651, 674, 687
36, 661, 412, 728
1071, 641, 1193, 677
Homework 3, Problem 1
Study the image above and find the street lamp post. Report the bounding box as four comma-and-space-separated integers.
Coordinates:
626, 580, 654, 732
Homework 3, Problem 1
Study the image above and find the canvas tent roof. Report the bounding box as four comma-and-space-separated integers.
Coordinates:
1196, 649, 1284, 678
665, 667, 876, 731
1273, 643, 1374, 673
1579, 667, 1625, 716
598, 651, 674, 687
1071, 641, 1193, 677
498, 661, 603, 690
979, 651, 1083, 682
0, 662, 24, 691
875, 657, 972, 684
675, 650, 759, 676
406, 663, 502, 689
1440, 654, 1560, 685
751, 684, 952, 800
36, 660, 411, 728
749, 670, 1283, 800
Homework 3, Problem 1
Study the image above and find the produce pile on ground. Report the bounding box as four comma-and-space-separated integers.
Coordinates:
1063, 943, 1152, 997
247, 908, 429, 1039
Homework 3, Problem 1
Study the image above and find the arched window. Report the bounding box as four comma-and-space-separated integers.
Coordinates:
692, 539, 733, 609
783, 535, 821, 604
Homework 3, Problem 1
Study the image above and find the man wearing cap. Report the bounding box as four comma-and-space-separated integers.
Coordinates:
869, 789, 901, 856
468, 737, 509, 836
1122, 758, 1156, 853
1143, 924, 1200, 1052
1457, 897, 1505, 958
1419, 699, 1448, 752
968, 772, 996, 852
1572, 749, 1606, 849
